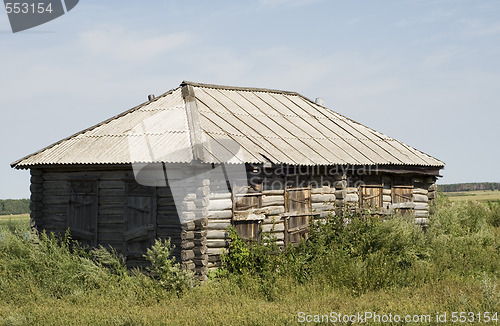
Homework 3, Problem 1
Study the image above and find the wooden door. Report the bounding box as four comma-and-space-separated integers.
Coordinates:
124, 182, 156, 261
68, 180, 98, 247
285, 187, 311, 245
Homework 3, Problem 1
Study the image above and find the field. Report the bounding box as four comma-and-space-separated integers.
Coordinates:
0, 213, 29, 227
442, 190, 500, 202
1, 199, 500, 325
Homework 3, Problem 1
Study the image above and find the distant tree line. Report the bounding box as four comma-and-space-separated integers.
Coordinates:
0, 199, 30, 215
438, 182, 500, 193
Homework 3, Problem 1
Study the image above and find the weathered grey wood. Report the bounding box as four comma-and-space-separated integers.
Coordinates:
311, 194, 336, 203
383, 189, 392, 195
312, 203, 335, 211
414, 210, 429, 218
207, 198, 232, 211
99, 181, 124, 189
335, 189, 346, 199
206, 240, 227, 248
206, 221, 231, 230
207, 230, 228, 239
262, 195, 284, 206
208, 192, 231, 199
207, 248, 226, 255
207, 210, 232, 219
414, 203, 429, 210
43, 181, 68, 190
345, 194, 358, 202
413, 194, 428, 202
334, 180, 347, 189
181, 250, 195, 261
428, 191, 437, 199
262, 223, 285, 233
413, 188, 429, 195
382, 195, 391, 203
262, 189, 284, 196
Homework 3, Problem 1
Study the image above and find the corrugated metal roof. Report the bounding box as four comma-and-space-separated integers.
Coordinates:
11, 81, 444, 169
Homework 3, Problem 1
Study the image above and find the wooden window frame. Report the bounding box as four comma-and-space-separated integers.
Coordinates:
392, 186, 414, 204
359, 185, 383, 208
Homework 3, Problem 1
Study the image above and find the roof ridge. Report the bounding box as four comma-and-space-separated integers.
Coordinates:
181, 80, 299, 95
11, 86, 181, 168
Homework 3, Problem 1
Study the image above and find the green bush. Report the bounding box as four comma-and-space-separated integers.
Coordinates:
144, 238, 196, 294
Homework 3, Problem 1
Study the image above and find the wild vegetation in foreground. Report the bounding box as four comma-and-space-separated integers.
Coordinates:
1, 197, 500, 325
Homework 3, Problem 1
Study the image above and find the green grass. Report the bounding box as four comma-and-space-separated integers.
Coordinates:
442, 190, 500, 202
1, 200, 500, 325
0, 213, 29, 228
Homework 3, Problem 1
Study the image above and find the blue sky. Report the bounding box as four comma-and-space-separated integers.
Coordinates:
1, 0, 499, 198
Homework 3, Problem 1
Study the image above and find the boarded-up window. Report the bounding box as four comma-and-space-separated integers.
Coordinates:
232, 183, 263, 242
285, 187, 311, 245
233, 183, 262, 211
234, 220, 262, 243
124, 182, 156, 262
359, 185, 383, 208
68, 180, 98, 247
392, 186, 413, 203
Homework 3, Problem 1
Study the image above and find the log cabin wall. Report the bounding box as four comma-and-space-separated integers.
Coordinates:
30, 163, 439, 278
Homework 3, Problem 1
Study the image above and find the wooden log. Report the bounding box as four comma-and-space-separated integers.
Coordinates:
428, 191, 437, 200
206, 240, 227, 248
207, 198, 232, 211
334, 180, 347, 189
428, 184, 437, 192
193, 257, 208, 267
262, 223, 285, 233
207, 230, 228, 239
182, 201, 197, 211
414, 210, 429, 218
262, 206, 285, 215
413, 188, 429, 195
207, 210, 233, 219
335, 189, 347, 199
207, 261, 222, 268
345, 194, 358, 202
31, 169, 43, 176
311, 194, 336, 203
414, 203, 429, 211
181, 241, 195, 250
208, 192, 231, 199
262, 189, 284, 196
413, 194, 428, 203
181, 250, 195, 261
383, 189, 391, 195
312, 203, 335, 211
98, 181, 124, 189
346, 187, 358, 194
383, 195, 391, 203
43, 181, 68, 190
181, 211, 196, 221
206, 221, 231, 230
181, 221, 196, 231
194, 198, 210, 207
262, 195, 284, 207
414, 217, 428, 225
207, 248, 226, 255
182, 261, 196, 270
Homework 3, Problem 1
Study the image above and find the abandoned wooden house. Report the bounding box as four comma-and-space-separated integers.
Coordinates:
12, 81, 444, 279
